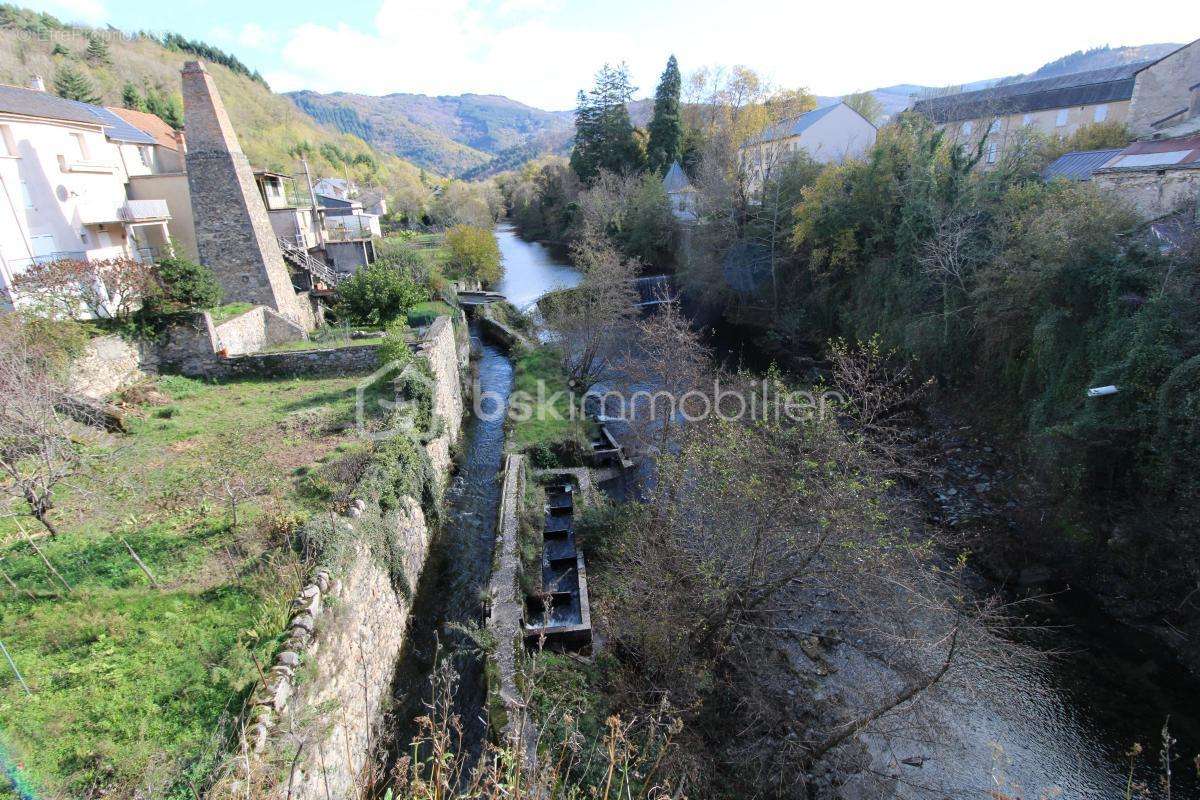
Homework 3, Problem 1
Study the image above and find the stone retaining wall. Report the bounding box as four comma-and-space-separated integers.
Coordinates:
67, 334, 157, 399
230, 316, 467, 800
487, 454, 535, 759
219, 344, 382, 379
213, 305, 308, 356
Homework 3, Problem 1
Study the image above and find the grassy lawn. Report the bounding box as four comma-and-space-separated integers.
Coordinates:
0, 371, 380, 799
508, 347, 593, 466
407, 300, 456, 328
207, 302, 256, 326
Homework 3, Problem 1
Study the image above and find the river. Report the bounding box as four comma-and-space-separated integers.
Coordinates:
488, 224, 1200, 798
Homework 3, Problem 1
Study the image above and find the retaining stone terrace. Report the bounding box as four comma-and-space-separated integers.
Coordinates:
228, 316, 467, 800
216, 344, 382, 379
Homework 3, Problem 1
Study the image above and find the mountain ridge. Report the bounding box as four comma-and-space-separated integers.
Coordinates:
288, 42, 1185, 178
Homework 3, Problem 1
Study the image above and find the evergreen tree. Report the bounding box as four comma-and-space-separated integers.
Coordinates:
53, 65, 100, 105
646, 55, 683, 175
144, 87, 184, 129
570, 63, 643, 184
85, 33, 110, 64
121, 82, 145, 111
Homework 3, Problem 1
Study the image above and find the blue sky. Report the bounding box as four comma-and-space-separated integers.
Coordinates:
32, 0, 1198, 110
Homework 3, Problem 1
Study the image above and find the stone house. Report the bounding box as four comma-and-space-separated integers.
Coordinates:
0, 78, 176, 310
912, 63, 1148, 167
1128, 39, 1200, 137
741, 102, 877, 192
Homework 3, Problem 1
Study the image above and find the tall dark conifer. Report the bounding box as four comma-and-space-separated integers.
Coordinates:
646, 55, 683, 174
570, 63, 642, 184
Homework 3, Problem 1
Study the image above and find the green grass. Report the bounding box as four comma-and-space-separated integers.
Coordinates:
0, 370, 381, 799
508, 347, 593, 465
407, 300, 456, 328
207, 302, 256, 326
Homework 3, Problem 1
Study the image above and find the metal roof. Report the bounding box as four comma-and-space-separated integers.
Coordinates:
912, 63, 1153, 123
0, 83, 101, 126
760, 103, 846, 143
1042, 148, 1122, 181
1097, 133, 1200, 172
662, 161, 693, 193
0, 84, 157, 144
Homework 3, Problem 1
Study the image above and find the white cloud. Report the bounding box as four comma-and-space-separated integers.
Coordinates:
263, 0, 1197, 110
39, 0, 107, 24
237, 22, 276, 49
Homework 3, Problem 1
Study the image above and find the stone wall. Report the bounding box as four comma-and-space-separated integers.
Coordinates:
417, 316, 465, 484
156, 311, 221, 377
213, 305, 308, 356
487, 454, 530, 754
1093, 167, 1200, 219
279, 498, 433, 800
219, 344, 381, 378
231, 316, 468, 800
67, 334, 156, 399
1129, 42, 1200, 136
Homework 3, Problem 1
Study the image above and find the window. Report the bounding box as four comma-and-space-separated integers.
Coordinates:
19, 179, 32, 209
137, 146, 152, 168
1022, 114, 1033, 126
0, 125, 15, 157
986, 142, 998, 164
961, 121, 973, 136
1055, 109, 1069, 127
990, 119, 1002, 134
1093, 104, 1108, 123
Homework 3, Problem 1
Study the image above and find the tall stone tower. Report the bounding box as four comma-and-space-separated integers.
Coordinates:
180, 61, 309, 326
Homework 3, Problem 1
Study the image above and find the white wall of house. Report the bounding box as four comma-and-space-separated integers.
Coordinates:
0, 110, 185, 309
0, 115, 130, 295
792, 103, 878, 164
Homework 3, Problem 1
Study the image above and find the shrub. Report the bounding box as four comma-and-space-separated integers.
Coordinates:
444, 224, 503, 286
142, 256, 222, 316
336, 262, 427, 326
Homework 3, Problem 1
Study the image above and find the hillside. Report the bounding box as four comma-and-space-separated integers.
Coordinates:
0, 5, 427, 195
288, 90, 573, 178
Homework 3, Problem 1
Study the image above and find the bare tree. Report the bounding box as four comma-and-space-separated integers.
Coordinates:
539, 233, 639, 389
0, 316, 84, 536
618, 293, 711, 458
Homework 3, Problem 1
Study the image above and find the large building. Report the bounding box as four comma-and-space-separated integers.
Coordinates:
0, 79, 176, 310
912, 63, 1149, 165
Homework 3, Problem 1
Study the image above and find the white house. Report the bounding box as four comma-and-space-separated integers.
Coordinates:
741, 102, 877, 192
0, 79, 175, 310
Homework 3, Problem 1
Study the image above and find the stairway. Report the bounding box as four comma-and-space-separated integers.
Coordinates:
278, 237, 340, 289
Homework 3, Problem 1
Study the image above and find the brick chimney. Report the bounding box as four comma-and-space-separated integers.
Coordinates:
173, 128, 186, 154
1190, 82, 1200, 120
29, 75, 45, 92
180, 60, 309, 327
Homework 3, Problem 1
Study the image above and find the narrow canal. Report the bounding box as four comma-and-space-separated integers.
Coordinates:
378, 225, 578, 786
487, 224, 1200, 798
377, 320, 512, 782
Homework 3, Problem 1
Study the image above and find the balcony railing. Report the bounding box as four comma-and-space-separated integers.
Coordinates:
79, 199, 171, 225
4, 250, 89, 274
121, 199, 170, 221
323, 215, 377, 242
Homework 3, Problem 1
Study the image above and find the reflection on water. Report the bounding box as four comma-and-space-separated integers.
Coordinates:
494, 223, 581, 309
493, 225, 1200, 799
